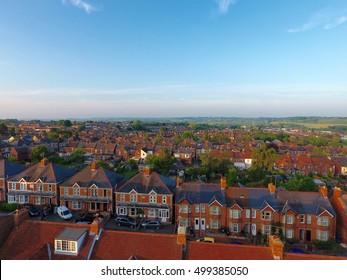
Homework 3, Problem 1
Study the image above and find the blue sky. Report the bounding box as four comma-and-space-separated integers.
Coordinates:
0, 0, 347, 119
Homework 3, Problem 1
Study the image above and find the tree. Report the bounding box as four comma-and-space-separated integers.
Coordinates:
32, 145, 49, 163
285, 175, 317, 192
58, 120, 72, 127
145, 148, 175, 175
0, 123, 8, 136
227, 168, 237, 186
251, 144, 279, 173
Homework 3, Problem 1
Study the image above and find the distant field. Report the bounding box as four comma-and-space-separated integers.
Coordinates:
271, 121, 347, 129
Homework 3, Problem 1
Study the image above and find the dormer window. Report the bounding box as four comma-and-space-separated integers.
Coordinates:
130, 194, 137, 202
149, 195, 157, 204
20, 182, 26, 191
73, 186, 80, 196
54, 228, 87, 256
91, 188, 98, 197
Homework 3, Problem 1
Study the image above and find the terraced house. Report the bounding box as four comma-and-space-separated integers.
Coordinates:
175, 177, 227, 234
226, 184, 336, 242
59, 161, 125, 213
6, 158, 75, 207
115, 168, 175, 224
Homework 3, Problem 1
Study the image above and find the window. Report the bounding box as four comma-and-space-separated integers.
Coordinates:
179, 218, 189, 227
91, 189, 98, 197
37, 184, 43, 191
201, 205, 205, 213
35, 196, 45, 205
210, 219, 220, 229
149, 209, 156, 218
244, 223, 250, 234
252, 209, 256, 219
307, 215, 311, 224
285, 215, 294, 224
72, 201, 82, 209
286, 229, 293, 239
90, 202, 99, 211
117, 207, 127, 215
195, 205, 200, 213
300, 215, 305, 224
318, 217, 329, 226
246, 209, 250, 219
130, 194, 137, 203
210, 206, 220, 215
261, 212, 272, 221
180, 205, 188, 214
120, 194, 125, 202
48, 184, 52, 192
229, 223, 239, 233
73, 187, 80, 196
149, 195, 157, 204
8, 195, 16, 203
20, 182, 26, 191
64, 188, 69, 196
263, 225, 271, 235
230, 209, 240, 219
130, 208, 136, 216
55, 240, 77, 254
321, 231, 328, 241
18, 195, 28, 204
162, 196, 167, 204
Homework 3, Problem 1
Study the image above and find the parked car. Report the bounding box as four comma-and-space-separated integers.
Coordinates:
28, 206, 40, 217
196, 237, 215, 243
115, 216, 139, 228
141, 219, 161, 229
75, 212, 104, 224
57, 206, 73, 220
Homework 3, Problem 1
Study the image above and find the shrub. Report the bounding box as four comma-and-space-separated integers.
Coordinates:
313, 239, 344, 252
0, 203, 22, 212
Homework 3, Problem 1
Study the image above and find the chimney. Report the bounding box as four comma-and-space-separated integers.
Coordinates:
40, 158, 49, 167
319, 185, 328, 198
176, 176, 181, 188
333, 187, 342, 199
91, 161, 97, 172
220, 176, 227, 189
143, 166, 151, 176
268, 183, 276, 194
268, 235, 284, 260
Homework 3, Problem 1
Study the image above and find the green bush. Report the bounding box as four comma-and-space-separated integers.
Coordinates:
0, 203, 22, 212
313, 239, 344, 252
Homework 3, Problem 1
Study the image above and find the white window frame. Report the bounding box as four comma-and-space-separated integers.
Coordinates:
246, 209, 250, 219
201, 204, 205, 213
20, 182, 27, 191
130, 194, 137, 203
321, 231, 328, 241
48, 184, 52, 192
149, 195, 157, 204
55, 240, 77, 254
91, 188, 98, 197
300, 215, 305, 224
211, 206, 220, 215
35, 196, 45, 205
180, 205, 188, 214
321, 217, 329, 226
307, 215, 311, 224
120, 194, 125, 202
73, 187, 80, 196
149, 208, 156, 218
162, 196, 167, 204
8, 195, 16, 203
261, 211, 272, 221
210, 219, 220, 229
286, 215, 294, 224
117, 207, 127, 216
252, 209, 256, 219
18, 195, 29, 204
72, 201, 82, 209
286, 229, 293, 239
195, 205, 200, 213
230, 209, 240, 219
64, 188, 69, 196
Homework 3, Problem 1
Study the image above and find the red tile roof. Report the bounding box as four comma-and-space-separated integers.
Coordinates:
91, 230, 182, 260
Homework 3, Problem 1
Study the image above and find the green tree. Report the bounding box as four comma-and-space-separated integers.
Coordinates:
0, 123, 8, 135
285, 175, 317, 192
145, 148, 175, 175
227, 168, 237, 186
32, 145, 49, 163
251, 145, 279, 173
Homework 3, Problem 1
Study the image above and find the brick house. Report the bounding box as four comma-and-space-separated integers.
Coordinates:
6, 158, 75, 207
329, 187, 347, 243
175, 177, 227, 235
225, 184, 336, 242
0, 159, 27, 202
115, 168, 175, 224
59, 161, 125, 213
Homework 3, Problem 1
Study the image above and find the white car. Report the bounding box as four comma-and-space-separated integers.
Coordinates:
57, 206, 73, 220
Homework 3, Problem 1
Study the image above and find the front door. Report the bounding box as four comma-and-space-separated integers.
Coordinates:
201, 218, 206, 230
251, 224, 257, 236
159, 210, 168, 223
194, 218, 199, 230
300, 229, 305, 241
306, 230, 311, 241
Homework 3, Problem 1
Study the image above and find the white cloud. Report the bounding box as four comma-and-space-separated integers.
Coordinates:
62, 0, 97, 14
288, 8, 347, 33
324, 16, 347, 30
215, 0, 237, 14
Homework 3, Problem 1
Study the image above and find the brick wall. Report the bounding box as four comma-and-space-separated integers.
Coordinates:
0, 214, 14, 247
